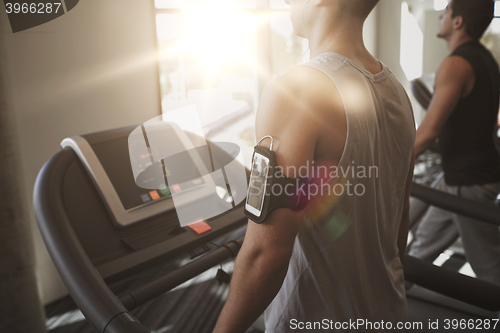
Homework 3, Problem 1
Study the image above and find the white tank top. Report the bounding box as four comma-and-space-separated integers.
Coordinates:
264, 53, 416, 332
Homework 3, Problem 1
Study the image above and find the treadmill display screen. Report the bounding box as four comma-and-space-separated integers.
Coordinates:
91, 133, 204, 211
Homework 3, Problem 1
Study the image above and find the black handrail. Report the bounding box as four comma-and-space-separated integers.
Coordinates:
411, 75, 434, 110
403, 255, 500, 311
411, 182, 500, 226
119, 238, 243, 311
34, 149, 150, 333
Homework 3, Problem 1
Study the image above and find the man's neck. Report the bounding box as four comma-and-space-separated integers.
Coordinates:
447, 33, 475, 53
309, 25, 365, 58
308, 18, 376, 72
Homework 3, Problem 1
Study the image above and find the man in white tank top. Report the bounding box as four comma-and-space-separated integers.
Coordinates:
214, 1, 415, 332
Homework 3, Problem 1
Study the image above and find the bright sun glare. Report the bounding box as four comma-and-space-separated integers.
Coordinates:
158, 1, 266, 78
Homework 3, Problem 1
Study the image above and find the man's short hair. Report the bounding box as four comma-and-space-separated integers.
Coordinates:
451, 0, 495, 40
339, 0, 379, 19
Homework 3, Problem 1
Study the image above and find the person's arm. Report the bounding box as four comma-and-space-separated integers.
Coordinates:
414, 56, 474, 157
213, 209, 303, 333
213, 67, 340, 333
497, 105, 500, 128
398, 150, 415, 262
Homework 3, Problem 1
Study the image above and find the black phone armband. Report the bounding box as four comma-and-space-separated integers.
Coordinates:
244, 136, 309, 224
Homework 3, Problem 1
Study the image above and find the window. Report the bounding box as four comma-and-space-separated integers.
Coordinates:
482, 2, 500, 65
154, 1, 308, 167
400, 1, 424, 81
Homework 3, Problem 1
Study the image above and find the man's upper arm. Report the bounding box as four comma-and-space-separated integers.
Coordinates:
244, 67, 337, 256
419, 56, 474, 138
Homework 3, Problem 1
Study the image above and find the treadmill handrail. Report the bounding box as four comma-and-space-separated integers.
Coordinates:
411, 182, 500, 226
34, 148, 150, 333
403, 255, 500, 311
411, 79, 432, 110
119, 238, 243, 311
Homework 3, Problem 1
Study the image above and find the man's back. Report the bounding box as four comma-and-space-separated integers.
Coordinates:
213, 2, 416, 332
264, 53, 415, 332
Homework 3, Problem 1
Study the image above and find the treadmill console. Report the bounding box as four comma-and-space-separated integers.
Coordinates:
61, 122, 220, 228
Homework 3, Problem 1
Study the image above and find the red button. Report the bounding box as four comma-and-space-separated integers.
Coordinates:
149, 190, 160, 200
187, 220, 212, 235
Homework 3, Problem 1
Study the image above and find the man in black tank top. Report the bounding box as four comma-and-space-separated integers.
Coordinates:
441, 41, 500, 184
409, 0, 500, 284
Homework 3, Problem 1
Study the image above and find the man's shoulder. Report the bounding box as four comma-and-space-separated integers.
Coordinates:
440, 55, 472, 70
269, 65, 335, 93
262, 66, 343, 115
255, 65, 347, 176
448, 41, 499, 73
436, 56, 474, 85
453, 41, 494, 61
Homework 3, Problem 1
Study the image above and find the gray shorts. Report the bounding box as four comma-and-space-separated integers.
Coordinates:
408, 175, 500, 284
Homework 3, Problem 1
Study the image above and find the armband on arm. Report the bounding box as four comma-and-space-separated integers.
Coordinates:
244, 137, 309, 224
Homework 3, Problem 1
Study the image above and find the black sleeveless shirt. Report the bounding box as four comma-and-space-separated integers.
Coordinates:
439, 41, 500, 186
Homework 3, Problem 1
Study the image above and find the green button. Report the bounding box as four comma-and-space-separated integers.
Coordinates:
159, 184, 171, 196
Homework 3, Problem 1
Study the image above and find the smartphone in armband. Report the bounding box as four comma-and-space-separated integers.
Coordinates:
244, 136, 309, 224
245, 152, 270, 218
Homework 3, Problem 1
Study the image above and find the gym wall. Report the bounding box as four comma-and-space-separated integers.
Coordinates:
423, 9, 449, 75
0, 0, 161, 304
0, 0, 442, 306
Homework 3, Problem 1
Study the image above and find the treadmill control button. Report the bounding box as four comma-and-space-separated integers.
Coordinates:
141, 193, 151, 203
187, 220, 212, 235
149, 190, 160, 200
159, 184, 171, 196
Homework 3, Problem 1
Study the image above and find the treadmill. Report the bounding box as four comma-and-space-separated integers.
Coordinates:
35, 119, 500, 332
35, 122, 249, 332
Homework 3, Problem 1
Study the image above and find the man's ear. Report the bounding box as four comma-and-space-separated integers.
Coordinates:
453, 15, 465, 30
